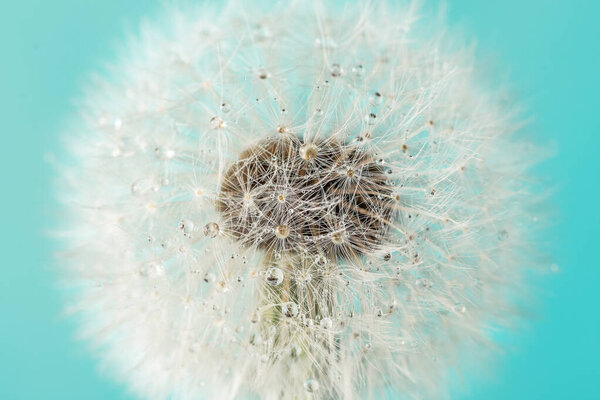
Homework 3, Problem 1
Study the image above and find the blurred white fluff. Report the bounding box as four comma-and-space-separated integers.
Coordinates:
58, 1, 544, 399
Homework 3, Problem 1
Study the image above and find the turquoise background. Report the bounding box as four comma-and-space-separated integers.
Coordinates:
1, 0, 598, 399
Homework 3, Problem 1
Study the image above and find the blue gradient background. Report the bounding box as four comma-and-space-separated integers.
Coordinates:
1, 1, 598, 399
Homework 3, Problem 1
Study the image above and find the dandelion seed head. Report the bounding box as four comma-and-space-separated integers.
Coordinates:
58, 1, 545, 399
217, 135, 393, 261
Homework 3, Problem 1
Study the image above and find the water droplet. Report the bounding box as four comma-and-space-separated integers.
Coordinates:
304, 379, 320, 393
351, 64, 364, 78
265, 267, 284, 286
203, 272, 215, 283
369, 91, 384, 106
252, 25, 270, 41
210, 116, 224, 129
154, 146, 174, 160
249, 333, 261, 345
275, 224, 290, 239
203, 222, 220, 238
178, 219, 194, 235
138, 266, 149, 277
294, 270, 312, 285
453, 302, 466, 313
130, 178, 158, 196
257, 68, 269, 80
301, 316, 314, 327
314, 255, 327, 267
250, 311, 261, 323
330, 63, 343, 77
220, 103, 231, 113
416, 278, 432, 288
315, 37, 337, 49
319, 317, 333, 329
367, 112, 377, 125
388, 300, 397, 312
299, 143, 319, 161
290, 343, 302, 358
282, 302, 299, 318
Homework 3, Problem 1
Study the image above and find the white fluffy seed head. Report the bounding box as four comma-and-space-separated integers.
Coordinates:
58, 1, 545, 399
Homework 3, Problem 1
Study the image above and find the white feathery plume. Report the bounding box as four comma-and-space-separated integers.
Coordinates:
57, 1, 545, 399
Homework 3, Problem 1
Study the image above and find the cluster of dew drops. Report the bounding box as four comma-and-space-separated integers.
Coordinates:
105, 45, 541, 394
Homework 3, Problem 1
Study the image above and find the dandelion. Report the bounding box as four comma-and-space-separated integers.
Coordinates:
58, 1, 544, 399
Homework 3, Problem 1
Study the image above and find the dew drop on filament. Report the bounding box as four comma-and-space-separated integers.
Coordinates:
154, 146, 174, 160
330, 63, 343, 77
203, 222, 220, 238
304, 379, 320, 393
220, 103, 231, 113
265, 267, 284, 286
203, 272, 215, 283
314, 255, 327, 267
351, 64, 364, 78
275, 224, 290, 239
282, 301, 299, 318
178, 219, 194, 235
210, 116, 224, 129
367, 113, 377, 125
319, 317, 333, 329
369, 91, 384, 106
